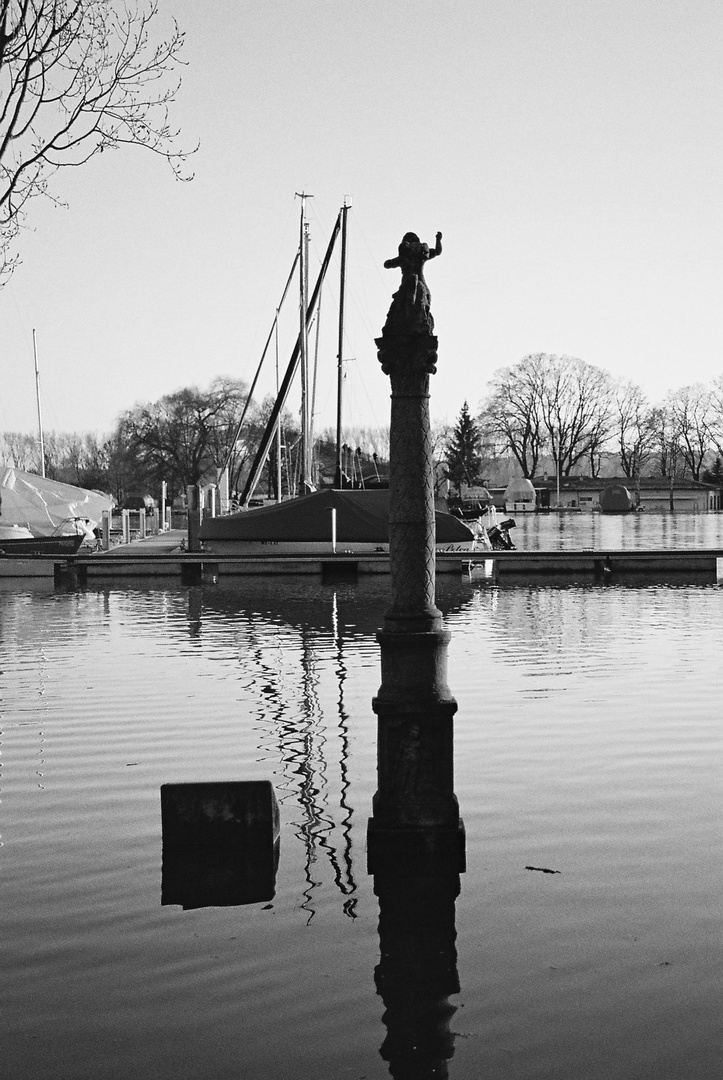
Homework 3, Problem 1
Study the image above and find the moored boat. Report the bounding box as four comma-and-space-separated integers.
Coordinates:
199, 487, 480, 556
0, 524, 85, 555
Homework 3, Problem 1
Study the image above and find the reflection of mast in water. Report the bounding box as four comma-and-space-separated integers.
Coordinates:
292, 607, 358, 922
331, 591, 358, 918
199, 588, 359, 920
294, 634, 326, 923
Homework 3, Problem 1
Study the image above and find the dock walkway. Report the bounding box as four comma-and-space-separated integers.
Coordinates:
1, 532, 722, 583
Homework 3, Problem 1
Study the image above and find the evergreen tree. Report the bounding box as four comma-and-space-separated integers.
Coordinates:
445, 402, 483, 494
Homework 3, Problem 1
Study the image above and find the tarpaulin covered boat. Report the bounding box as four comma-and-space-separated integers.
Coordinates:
199, 487, 477, 555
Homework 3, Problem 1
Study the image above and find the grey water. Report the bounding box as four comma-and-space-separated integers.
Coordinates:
1, 513, 721, 1079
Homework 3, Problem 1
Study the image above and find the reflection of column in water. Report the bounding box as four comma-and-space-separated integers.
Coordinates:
187, 587, 203, 637
374, 868, 461, 1080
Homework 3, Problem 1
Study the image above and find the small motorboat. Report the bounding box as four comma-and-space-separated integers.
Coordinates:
0, 524, 85, 556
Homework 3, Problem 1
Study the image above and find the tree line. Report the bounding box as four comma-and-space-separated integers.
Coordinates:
468, 354, 723, 487
3, 355, 723, 502
0, 377, 391, 504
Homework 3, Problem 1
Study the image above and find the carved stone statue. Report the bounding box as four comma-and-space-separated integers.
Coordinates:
381, 231, 442, 336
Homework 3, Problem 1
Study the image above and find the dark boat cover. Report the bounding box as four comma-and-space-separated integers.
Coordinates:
600, 485, 635, 513
200, 488, 475, 543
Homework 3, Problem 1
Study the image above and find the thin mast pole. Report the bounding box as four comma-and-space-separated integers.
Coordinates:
309, 288, 322, 469
32, 328, 46, 478
296, 192, 312, 493
335, 200, 349, 487
275, 311, 282, 502
221, 251, 299, 480
240, 210, 342, 507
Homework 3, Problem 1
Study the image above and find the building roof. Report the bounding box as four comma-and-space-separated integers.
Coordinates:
529, 476, 718, 492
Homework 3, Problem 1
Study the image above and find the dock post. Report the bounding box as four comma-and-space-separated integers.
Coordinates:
187, 484, 202, 552
121, 509, 131, 546
102, 509, 111, 551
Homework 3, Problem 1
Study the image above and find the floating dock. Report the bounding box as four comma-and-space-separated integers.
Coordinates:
1, 532, 723, 583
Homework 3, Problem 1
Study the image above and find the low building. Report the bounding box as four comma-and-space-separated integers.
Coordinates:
532, 476, 720, 512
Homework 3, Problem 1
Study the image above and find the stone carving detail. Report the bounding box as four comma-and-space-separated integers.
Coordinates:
376, 333, 438, 378
380, 231, 442, 338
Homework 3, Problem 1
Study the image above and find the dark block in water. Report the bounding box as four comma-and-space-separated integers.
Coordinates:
161, 780, 280, 908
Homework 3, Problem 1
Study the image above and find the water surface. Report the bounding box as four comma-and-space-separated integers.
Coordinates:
1, 558, 720, 1078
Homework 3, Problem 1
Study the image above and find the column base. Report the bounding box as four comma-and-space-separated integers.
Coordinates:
367, 818, 466, 876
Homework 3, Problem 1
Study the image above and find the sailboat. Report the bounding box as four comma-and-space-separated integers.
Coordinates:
199, 202, 479, 557
0, 467, 112, 555
0, 335, 114, 556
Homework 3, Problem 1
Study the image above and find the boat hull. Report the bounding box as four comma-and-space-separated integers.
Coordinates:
200, 539, 481, 557
0, 534, 85, 556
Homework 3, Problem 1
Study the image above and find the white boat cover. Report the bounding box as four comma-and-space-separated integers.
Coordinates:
0, 468, 113, 536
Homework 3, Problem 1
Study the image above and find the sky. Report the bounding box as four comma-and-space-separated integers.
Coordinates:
1, 0, 721, 442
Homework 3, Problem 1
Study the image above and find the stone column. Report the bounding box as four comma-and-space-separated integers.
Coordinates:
367, 233, 465, 874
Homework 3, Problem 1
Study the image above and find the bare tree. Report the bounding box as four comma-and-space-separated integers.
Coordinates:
119, 378, 252, 500
481, 355, 547, 478
537, 355, 614, 477
0, 429, 37, 468
709, 374, 723, 457
613, 380, 657, 481
0, 0, 194, 278
666, 384, 714, 481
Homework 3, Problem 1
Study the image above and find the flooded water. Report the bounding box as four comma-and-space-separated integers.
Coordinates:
1, 514, 721, 1079
510, 508, 723, 550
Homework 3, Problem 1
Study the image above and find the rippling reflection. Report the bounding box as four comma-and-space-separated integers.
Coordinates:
1, 574, 720, 1079
181, 581, 381, 921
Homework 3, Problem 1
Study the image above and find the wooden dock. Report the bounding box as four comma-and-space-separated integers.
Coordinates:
1, 531, 722, 583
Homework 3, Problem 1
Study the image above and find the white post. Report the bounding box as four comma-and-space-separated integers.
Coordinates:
139, 510, 147, 540
161, 481, 168, 531
331, 507, 337, 553
102, 509, 111, 551
122, 509, 131, 545
219, 469, 230, 515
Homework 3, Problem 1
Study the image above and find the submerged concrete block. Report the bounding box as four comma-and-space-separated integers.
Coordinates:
161, 780, 280, 908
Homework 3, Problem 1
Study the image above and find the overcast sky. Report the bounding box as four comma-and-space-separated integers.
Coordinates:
1, 0, 721, 441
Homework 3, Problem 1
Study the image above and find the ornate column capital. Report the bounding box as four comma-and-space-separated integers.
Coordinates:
375, 332, 439, 380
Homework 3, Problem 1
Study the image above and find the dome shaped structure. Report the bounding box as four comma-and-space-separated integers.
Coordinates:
504, 478, 536, 511
600, 485, 635, 513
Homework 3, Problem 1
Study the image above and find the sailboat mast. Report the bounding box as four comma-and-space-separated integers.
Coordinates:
275, 310, 282, 502
296, 192, 313, 493
239, 209, 342, 508
32, 328, 46, 478
335, 201, 349, 487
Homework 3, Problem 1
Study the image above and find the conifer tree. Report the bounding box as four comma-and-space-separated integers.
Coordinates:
445, 401, 483, 494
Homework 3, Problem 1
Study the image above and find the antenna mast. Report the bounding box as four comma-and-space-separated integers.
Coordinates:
32, 328, 46, 478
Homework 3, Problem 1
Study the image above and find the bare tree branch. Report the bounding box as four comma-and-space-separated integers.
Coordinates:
0, 0, 196, 281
